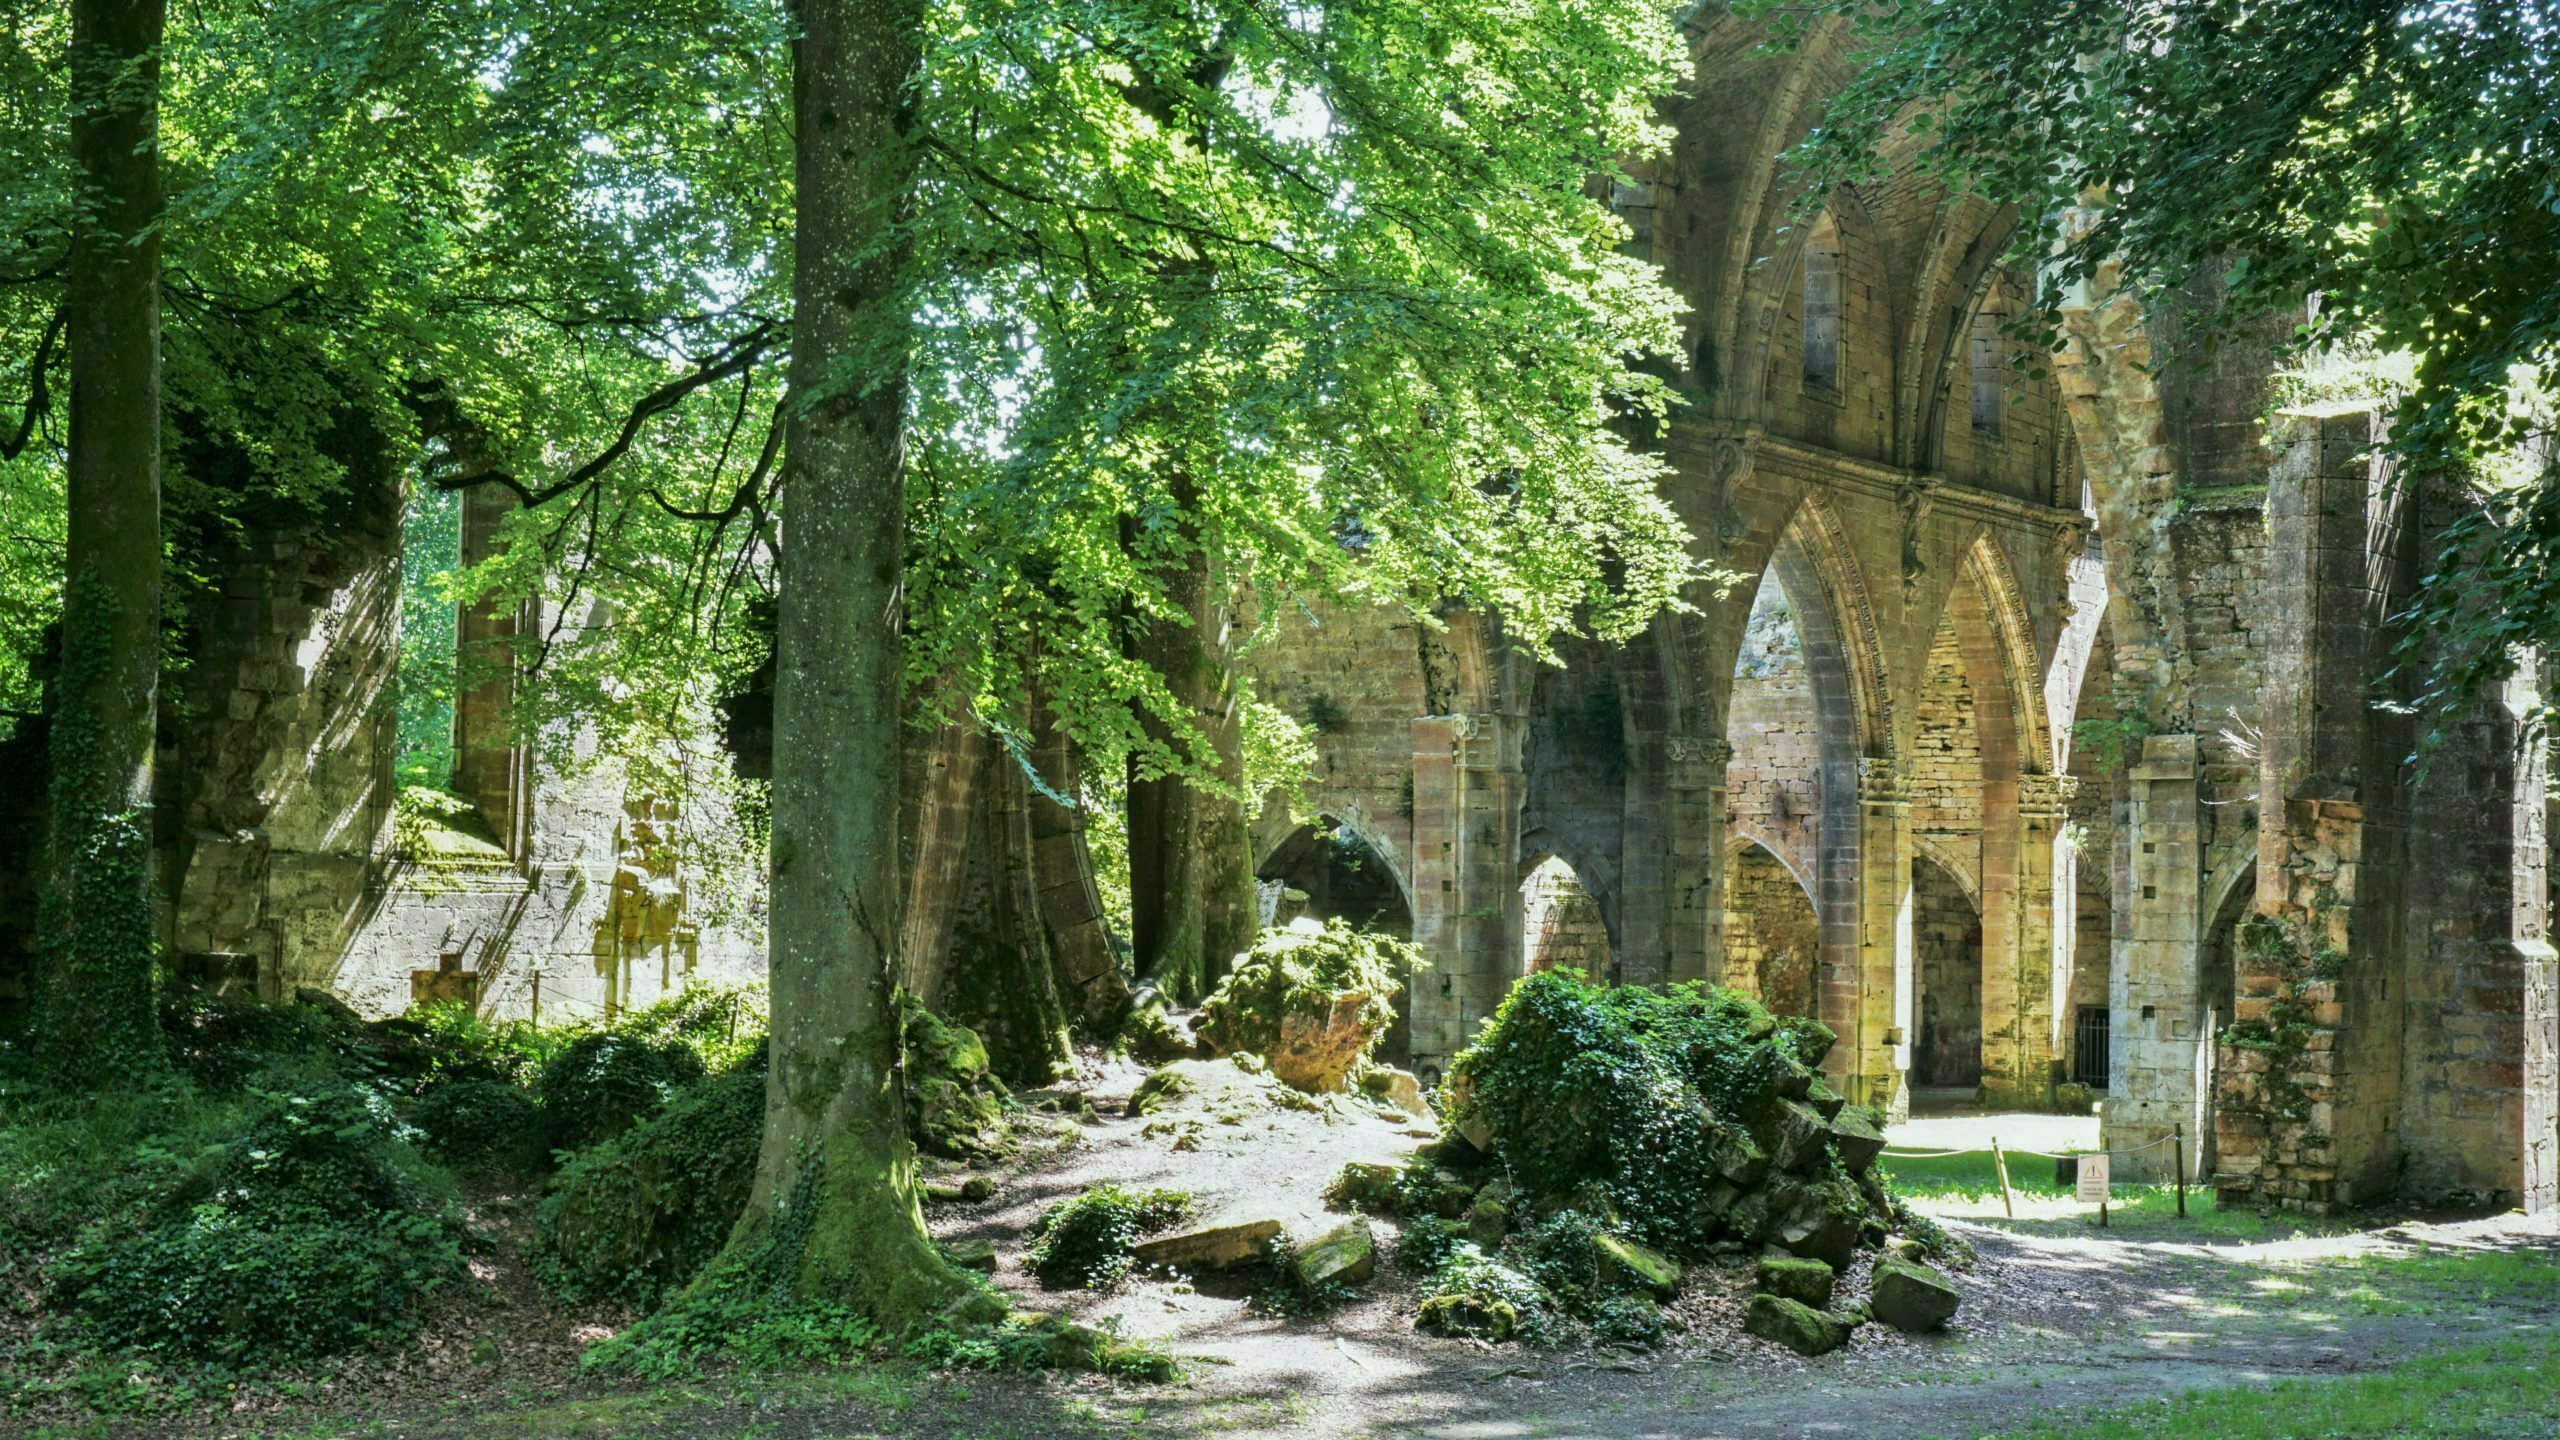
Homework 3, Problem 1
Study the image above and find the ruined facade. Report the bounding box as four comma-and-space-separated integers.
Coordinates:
0, 11, 2547, 1220
1245, 15, 2558, 1213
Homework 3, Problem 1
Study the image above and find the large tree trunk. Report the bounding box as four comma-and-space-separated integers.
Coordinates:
938, 733, 1075, 1086
1197, 570, 1257, 989
36, 0, 167, 1081
898, 704, 986, 1005
724, 0, 972, 1323
1025, 672, 1130, 1030
1126, 483, 1210, 1002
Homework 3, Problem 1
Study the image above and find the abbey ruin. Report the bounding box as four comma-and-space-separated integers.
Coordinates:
2, 15, 2546, 1226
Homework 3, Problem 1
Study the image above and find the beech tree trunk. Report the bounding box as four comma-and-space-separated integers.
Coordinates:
1025, 674, 1130, 1029
1197, 572, 1257, 988
726, 0, 973, 1323
937, 734, 1075, 1085
36, 0, 168, 1081
1126, 490, 1210, 1002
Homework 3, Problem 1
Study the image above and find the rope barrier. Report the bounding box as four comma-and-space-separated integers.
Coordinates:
1877, 1131, 2180, 1163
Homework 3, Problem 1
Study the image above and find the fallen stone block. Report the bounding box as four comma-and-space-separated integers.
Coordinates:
1130, 1216, 1285, 1272
1827, 1107, 1888, 1175
1360, 1066, 1431, 1117
1870, 1257, 1961, 1333
1289, 1219, 1377, 1288
1755, 1253, 1835, 1308
1743, 1293, 1858, 1357
1595, 1234, 1680, 1299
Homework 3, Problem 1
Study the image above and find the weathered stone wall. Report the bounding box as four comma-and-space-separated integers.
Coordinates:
1724, 841, 1819, 1019
1727, 578, 1821, 885
1242, 593, 1426, 906
1521, 855, 1614, 977
162, 477, 402, 998
1912, 855, 1984, 1088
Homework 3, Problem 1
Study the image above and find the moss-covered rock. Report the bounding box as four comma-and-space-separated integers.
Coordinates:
1437, 971, 1890, 1264
1325, 1160, 1403, 1213
1870, 1256, 1961, 1332
1744, 1293, 1858, 1357
1288, 1219, 1377, 1288
1593, 1234, 1680, 1299
901, 995, 1011, 1160
1196, 921, 1420, 1092
1755, 1253, 1836, 1308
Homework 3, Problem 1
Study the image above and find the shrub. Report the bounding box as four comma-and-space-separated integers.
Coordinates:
159, 993, 355, 1091
1025, 1185, 1195, 1291
612, 984, 768, 1075
1394, 1215, 1468, 1274
1415, 1246, 1555, 1343
49, 1206, 457, 1362
411, 1076, 545, 1172
532, 1065, 767, 1307
1590, 1294, 1666, 1347
49, 1083, 462, 1364
535, 1029, 706, 1159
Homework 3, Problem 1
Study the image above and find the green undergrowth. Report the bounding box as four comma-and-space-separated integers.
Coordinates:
0, 983, 770, 1415
1959, 1327, 2560, 1439
1026, 1184, 1196, 1291
589, 1161, 1173, 1386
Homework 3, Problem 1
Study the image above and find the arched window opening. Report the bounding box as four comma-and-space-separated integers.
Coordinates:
1520, 855, 1612, 978
1725, 842, 1819, 1019
1910, 854, 1983, 1091
1969, 304, 2006, 433
1802, 214, 1843, 391
1256, 822, 1412, 939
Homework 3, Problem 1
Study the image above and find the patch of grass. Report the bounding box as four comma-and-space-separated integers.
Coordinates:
1881, 1150, 2358, 1241
1963, 1328, 2560, 1438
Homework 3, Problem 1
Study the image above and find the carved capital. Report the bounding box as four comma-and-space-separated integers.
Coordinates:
2018, 771, 2076, 822
1667, 735, 1735, 788
1857, 756, 1910, 808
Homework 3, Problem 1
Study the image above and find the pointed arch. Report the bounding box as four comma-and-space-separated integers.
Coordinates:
1959, 532, 2055, 774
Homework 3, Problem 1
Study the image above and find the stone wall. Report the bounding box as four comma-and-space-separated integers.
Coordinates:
1911, 855, 1984, 1088
1521, 855, 1613, 978
1724, 842, 1819, 1019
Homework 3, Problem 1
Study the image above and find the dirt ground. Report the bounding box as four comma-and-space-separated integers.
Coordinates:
36, 1057, 2560, 1440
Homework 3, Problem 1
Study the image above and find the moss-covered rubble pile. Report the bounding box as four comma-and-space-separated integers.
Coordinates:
1328, 970, 1953, 1348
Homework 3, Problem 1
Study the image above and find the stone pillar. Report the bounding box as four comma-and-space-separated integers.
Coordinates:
2401, 639, 2558, 1207
1666, 736, 1732, 985
2221, 407, 2413, 1210
1407, 709, 1522, 1085
453, 484, 532, 858
1983, 772, 2066, 1109
2107, 732, 2201, 1181
1842, 760, 1911, 1116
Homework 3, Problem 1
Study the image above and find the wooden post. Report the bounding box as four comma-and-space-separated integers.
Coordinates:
1990, 1137, 2016, 1218
2174, 1123, 2188, 1218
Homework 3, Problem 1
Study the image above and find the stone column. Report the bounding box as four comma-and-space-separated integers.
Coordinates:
1983, 771, 2066, 1109
2107, 732, 2201, 1181
1666, 735, 1732, 986
453, 484, 532, 859
1407, 709, 1523, 1085
1842, 759, 1911, 1117
2223, 407, 2413, 1210
2400, 630, 2558, 1208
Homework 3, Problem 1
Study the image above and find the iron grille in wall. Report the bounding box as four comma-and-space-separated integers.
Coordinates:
2072, 1005, 2110, 1089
